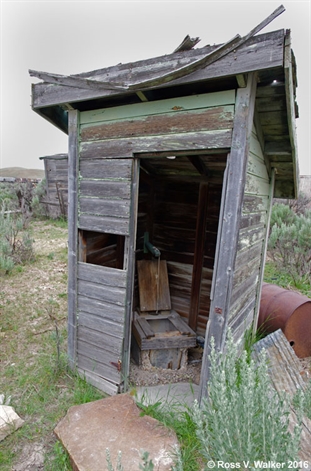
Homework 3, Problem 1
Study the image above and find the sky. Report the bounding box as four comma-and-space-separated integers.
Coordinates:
0, 0, 310, 175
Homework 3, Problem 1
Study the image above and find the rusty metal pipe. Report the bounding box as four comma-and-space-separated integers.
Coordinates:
257, 282, 311, 358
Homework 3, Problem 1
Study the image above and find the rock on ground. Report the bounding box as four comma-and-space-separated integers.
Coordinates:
54, 393, 179, 471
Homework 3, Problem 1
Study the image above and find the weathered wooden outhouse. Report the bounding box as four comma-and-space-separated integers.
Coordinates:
40, 153, 68, 218
30, 8, 299, 399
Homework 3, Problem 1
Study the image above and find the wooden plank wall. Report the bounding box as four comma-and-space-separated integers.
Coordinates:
78, 158, 133, 235
153, 180, 198, 324
228, 126, 270, 341
198, 183, 223, 335
136, 178, 223, 336
76, 158, 133, 393
43, 156, 68, 218
79, 91, 234, 159
76, 262, 126, 395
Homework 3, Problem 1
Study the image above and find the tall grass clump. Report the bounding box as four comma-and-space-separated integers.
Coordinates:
191, 333, 302, 465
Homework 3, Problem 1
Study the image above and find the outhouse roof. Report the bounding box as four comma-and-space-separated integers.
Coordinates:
30, 6, 299, 198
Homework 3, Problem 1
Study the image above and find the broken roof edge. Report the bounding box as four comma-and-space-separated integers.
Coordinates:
30, 4, 286, 92
30, 28, 287, 115
30, 30, 285, 95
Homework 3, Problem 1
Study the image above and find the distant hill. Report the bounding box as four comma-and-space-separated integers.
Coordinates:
0, 167, 45, 179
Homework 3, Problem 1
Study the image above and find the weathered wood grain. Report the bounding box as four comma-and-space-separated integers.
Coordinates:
81, 107, 234, 142
31, 31, 284, 109
79, 198, 130, 218
80, 91, 236, 125
79, 158, 132, 179
79, 180, 131, 199
189, 183, 209, 330
121, 158, 139, 390
78, 214, 130, 235
77, 324, 123, 351
77, 367, 119, 395
77, 262, 127, 288
77, 295, 125, 322
230, 271, 259, 307
67, 110, 79, 368
76, 346, 121, 384
199, 73, 258, 402
77, 279, 126, 305
80, 130, 233, 159
137, 260, 171, 313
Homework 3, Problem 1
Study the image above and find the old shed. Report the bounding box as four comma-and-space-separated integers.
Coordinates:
30, 6, 299, 399
40, 153, 68, 218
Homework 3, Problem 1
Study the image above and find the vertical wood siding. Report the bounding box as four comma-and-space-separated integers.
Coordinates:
229, 126, 270, 341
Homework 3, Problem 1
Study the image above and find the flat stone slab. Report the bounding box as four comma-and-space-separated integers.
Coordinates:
135, 382, 199, 409
54, 393, 178, 471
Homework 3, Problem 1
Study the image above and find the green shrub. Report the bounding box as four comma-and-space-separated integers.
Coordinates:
32, 179, 49, 218
191, 333, 302, 465
0, 208, 34, 274
268, 203, 311, 286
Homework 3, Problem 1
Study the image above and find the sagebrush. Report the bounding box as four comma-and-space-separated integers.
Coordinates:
268, 200, 311, 285
191, 333, 302, 466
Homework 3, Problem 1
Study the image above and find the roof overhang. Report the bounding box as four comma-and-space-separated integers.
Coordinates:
30, 9, 299, 198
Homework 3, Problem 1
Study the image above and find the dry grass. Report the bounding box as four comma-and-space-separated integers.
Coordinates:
0, 167, 45, 179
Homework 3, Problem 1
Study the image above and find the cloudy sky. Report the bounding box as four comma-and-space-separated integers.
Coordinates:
1, 0, 310, 175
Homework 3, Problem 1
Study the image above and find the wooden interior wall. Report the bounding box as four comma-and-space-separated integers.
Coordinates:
78, 230, 124, 268
197, 183, 223, 335
229, 126, 270, 341
135, 175, 223, 336
154, 180, 198, 323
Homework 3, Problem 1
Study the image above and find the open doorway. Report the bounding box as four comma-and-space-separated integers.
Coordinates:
130, 152, 227, 383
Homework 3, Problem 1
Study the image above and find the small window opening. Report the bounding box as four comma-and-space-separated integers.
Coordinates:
78, 229, 125, 269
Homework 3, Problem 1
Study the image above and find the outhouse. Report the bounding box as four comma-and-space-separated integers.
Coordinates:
30, 7, 299, 400
39, 153, 68, 218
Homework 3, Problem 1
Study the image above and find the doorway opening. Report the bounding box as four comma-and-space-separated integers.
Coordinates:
130, 152, 227, 382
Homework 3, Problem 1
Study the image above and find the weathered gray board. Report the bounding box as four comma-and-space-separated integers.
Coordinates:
253, 330, 311, 461
40, 154, 68, 218
199, 73, 259, 400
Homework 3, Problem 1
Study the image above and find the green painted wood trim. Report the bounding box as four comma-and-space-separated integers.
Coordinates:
80, 90, 236, 125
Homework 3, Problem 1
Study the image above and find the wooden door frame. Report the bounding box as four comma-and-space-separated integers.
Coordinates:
198, 72, 258, 402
